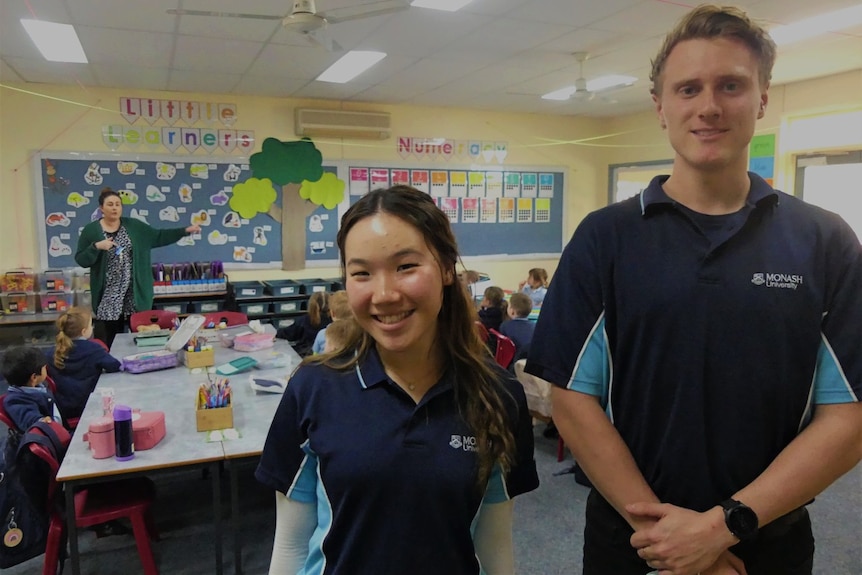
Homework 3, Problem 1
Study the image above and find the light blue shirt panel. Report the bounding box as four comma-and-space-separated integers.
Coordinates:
567, 315, 611, 409
813, 337, 859, 404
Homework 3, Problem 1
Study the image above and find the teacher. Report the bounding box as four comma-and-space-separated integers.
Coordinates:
75, 187, 201, 347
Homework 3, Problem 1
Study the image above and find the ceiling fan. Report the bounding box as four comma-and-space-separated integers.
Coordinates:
167, 0, 410, 52
541, 52, 637, 102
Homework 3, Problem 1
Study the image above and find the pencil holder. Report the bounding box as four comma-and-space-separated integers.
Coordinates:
195, 395, 233, 431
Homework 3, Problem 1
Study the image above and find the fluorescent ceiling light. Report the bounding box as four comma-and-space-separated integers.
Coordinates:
769, 4, 862, 46
316, 51, 386, 83
541, 74, 637, 100
411, 0, 473, 12
20, 19, 87, 63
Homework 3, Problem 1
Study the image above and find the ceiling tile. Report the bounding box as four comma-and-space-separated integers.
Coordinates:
291, 81, 375, 100
3, 56, 97, 86
91, 63, 169, 91
508, 0, 643, 27
166, 70, 243, 94
77, 26, 175, 67
66, 0, 179, 32
0, 59, 24, 83
173, 35, 265, 74
440, 17, 576, 56
234, 74, 310, 97
248, 43, 342, 78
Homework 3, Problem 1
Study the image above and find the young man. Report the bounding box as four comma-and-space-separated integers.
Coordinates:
527, 5, 862, 575
2, 346, 62, 431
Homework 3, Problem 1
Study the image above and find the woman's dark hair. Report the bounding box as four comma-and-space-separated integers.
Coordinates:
98, 187, 121, 206
309, 185, 516, 488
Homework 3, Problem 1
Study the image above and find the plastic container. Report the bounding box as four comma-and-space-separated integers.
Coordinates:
153, 301, 186, 314
84, 416, 115, 459
132, 411, 166, 450
72, 271, 91, 291
271, 299, 303, 314
0, 270, 37, 293
39, 290, 74, 313
1, 292, 37, 314
237, 302, 267, 316
75, 290, 92, 308
121, 350, 179, 373
233, 332, 274, 352
40, 269, 72, 291
264, 279, 302, 296
299, 278, 329, 294
232, 281, 265, 298
188, 300, 223, 313
113, 405, 135, 461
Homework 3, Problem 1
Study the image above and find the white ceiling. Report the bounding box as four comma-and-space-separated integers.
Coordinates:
1, 0, 861, 117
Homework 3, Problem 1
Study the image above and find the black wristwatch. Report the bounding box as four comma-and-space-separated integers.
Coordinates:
719, 498, 759, 541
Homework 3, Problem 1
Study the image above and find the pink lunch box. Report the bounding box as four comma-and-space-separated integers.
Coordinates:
83, 411, 166, 458
133, 411, 166, 450
233, 332, 274, 352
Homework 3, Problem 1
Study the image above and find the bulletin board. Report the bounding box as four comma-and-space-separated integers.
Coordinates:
33, 152, 340, 269
344, 164, 566, 258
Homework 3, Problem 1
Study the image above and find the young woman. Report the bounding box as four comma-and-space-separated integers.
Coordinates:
75, 187, 200, 347
47, 306, 121, 422
256, 185, 539, 574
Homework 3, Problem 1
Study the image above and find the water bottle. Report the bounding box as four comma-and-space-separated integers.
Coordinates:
113, 405, 135, 461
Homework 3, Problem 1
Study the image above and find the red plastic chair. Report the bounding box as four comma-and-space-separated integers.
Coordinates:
26, 424, 160, 575
40, 376, 79, 431
489, 329, 516, 369
0, 394, 15, 428
130, 310, 178, 332
203, 311, 248, 327
474, 320, 489, 343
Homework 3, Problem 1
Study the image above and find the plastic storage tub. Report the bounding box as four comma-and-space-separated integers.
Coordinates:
153, 301, 186, 314
300, 278, 329, 294
237, 302, 268, 316
188, 300, 223, 313
264, 279, 302, 296
232, 281, 265, 298
271, 299, 304, 314
39, 290, 74, 312
0, 271, 37, 292
75, 290, 92, 308
40, 270, 73, 291
1, 292, 37, 314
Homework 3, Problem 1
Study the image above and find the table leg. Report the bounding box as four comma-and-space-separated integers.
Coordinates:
213, 462, 223, 575
65, 482, 80, 575
231, 461, 242, 575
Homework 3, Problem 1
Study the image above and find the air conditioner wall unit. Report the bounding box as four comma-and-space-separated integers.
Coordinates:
295, 108, 391, 140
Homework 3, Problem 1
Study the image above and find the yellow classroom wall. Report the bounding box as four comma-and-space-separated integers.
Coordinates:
2, 69, 860, 291
0, 83, 611, 290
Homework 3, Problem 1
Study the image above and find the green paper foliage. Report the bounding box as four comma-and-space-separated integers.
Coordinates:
298, 172, 346, 210
249, 137, 324, 186
229, 177, 277, 219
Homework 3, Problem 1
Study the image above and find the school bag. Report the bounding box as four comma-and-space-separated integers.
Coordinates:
0, 420, 69, 568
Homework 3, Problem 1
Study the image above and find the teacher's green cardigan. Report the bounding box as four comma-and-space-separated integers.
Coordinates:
75, 217, 189, 315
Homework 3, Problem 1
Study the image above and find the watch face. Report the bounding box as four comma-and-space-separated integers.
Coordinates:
729, 506, 759, 539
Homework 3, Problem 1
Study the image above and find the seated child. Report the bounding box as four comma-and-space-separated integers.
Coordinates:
312, 290, 350, 355
47, 307, 121, 422
458, 269, 481, 300
500, 292, 535, 363
276, 291, 332, 356
323, 318, 362, 355
517, 268, 549, 307
477, 286, 507, 332
1, 346, 63, 431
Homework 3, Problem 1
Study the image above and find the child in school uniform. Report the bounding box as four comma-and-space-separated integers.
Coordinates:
1, 346, 63, 431
518, 268, 549, 307
500, 293, 536, 364
47, 307, 121, 422
276, 291, 332, 356
322, 318, 362, 354
478, 286, 508, 332
311, 291, 350, 355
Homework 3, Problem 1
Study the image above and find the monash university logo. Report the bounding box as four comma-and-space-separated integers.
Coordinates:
752, 272, 803, 289
449, 434, 477, 452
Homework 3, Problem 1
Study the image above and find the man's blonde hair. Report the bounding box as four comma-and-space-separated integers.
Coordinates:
650, 4, 776, 95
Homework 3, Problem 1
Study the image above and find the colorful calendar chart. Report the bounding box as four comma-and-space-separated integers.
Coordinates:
431, 170, 449, 198
461, 198, 479, 223
350, 167, 369, 196
486, 171, 503, 198
517, 198, 533, 223
371, 168, 390, 189
504, 172, 521, 196
499, 197, 515, 223
481, 198, 497, 223
391, 169, 409, 186
539, 173, 555, 198
411, 170, 430, 194
440, 197, 459, 223
468, 171, 486, 198
535, 198, 551, 223
521, 173, 538, 197
450, 171, 468, 197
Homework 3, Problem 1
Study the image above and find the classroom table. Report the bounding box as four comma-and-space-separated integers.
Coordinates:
56, 327, 300, 575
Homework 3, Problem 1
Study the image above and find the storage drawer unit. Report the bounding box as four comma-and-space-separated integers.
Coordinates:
300, 279, 330, 294
153, 301, 187, 314
1, 292, 37, 314
271, 299, 306, 314
39, 291, 74, 313
188, 300, 223, 314
264, 280, 302, 297
232, 281, 265, 298
237, 302, 268, 316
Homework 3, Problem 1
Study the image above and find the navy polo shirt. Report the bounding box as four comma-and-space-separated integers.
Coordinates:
256, 346, 539, 575
527, 172, 862, 512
